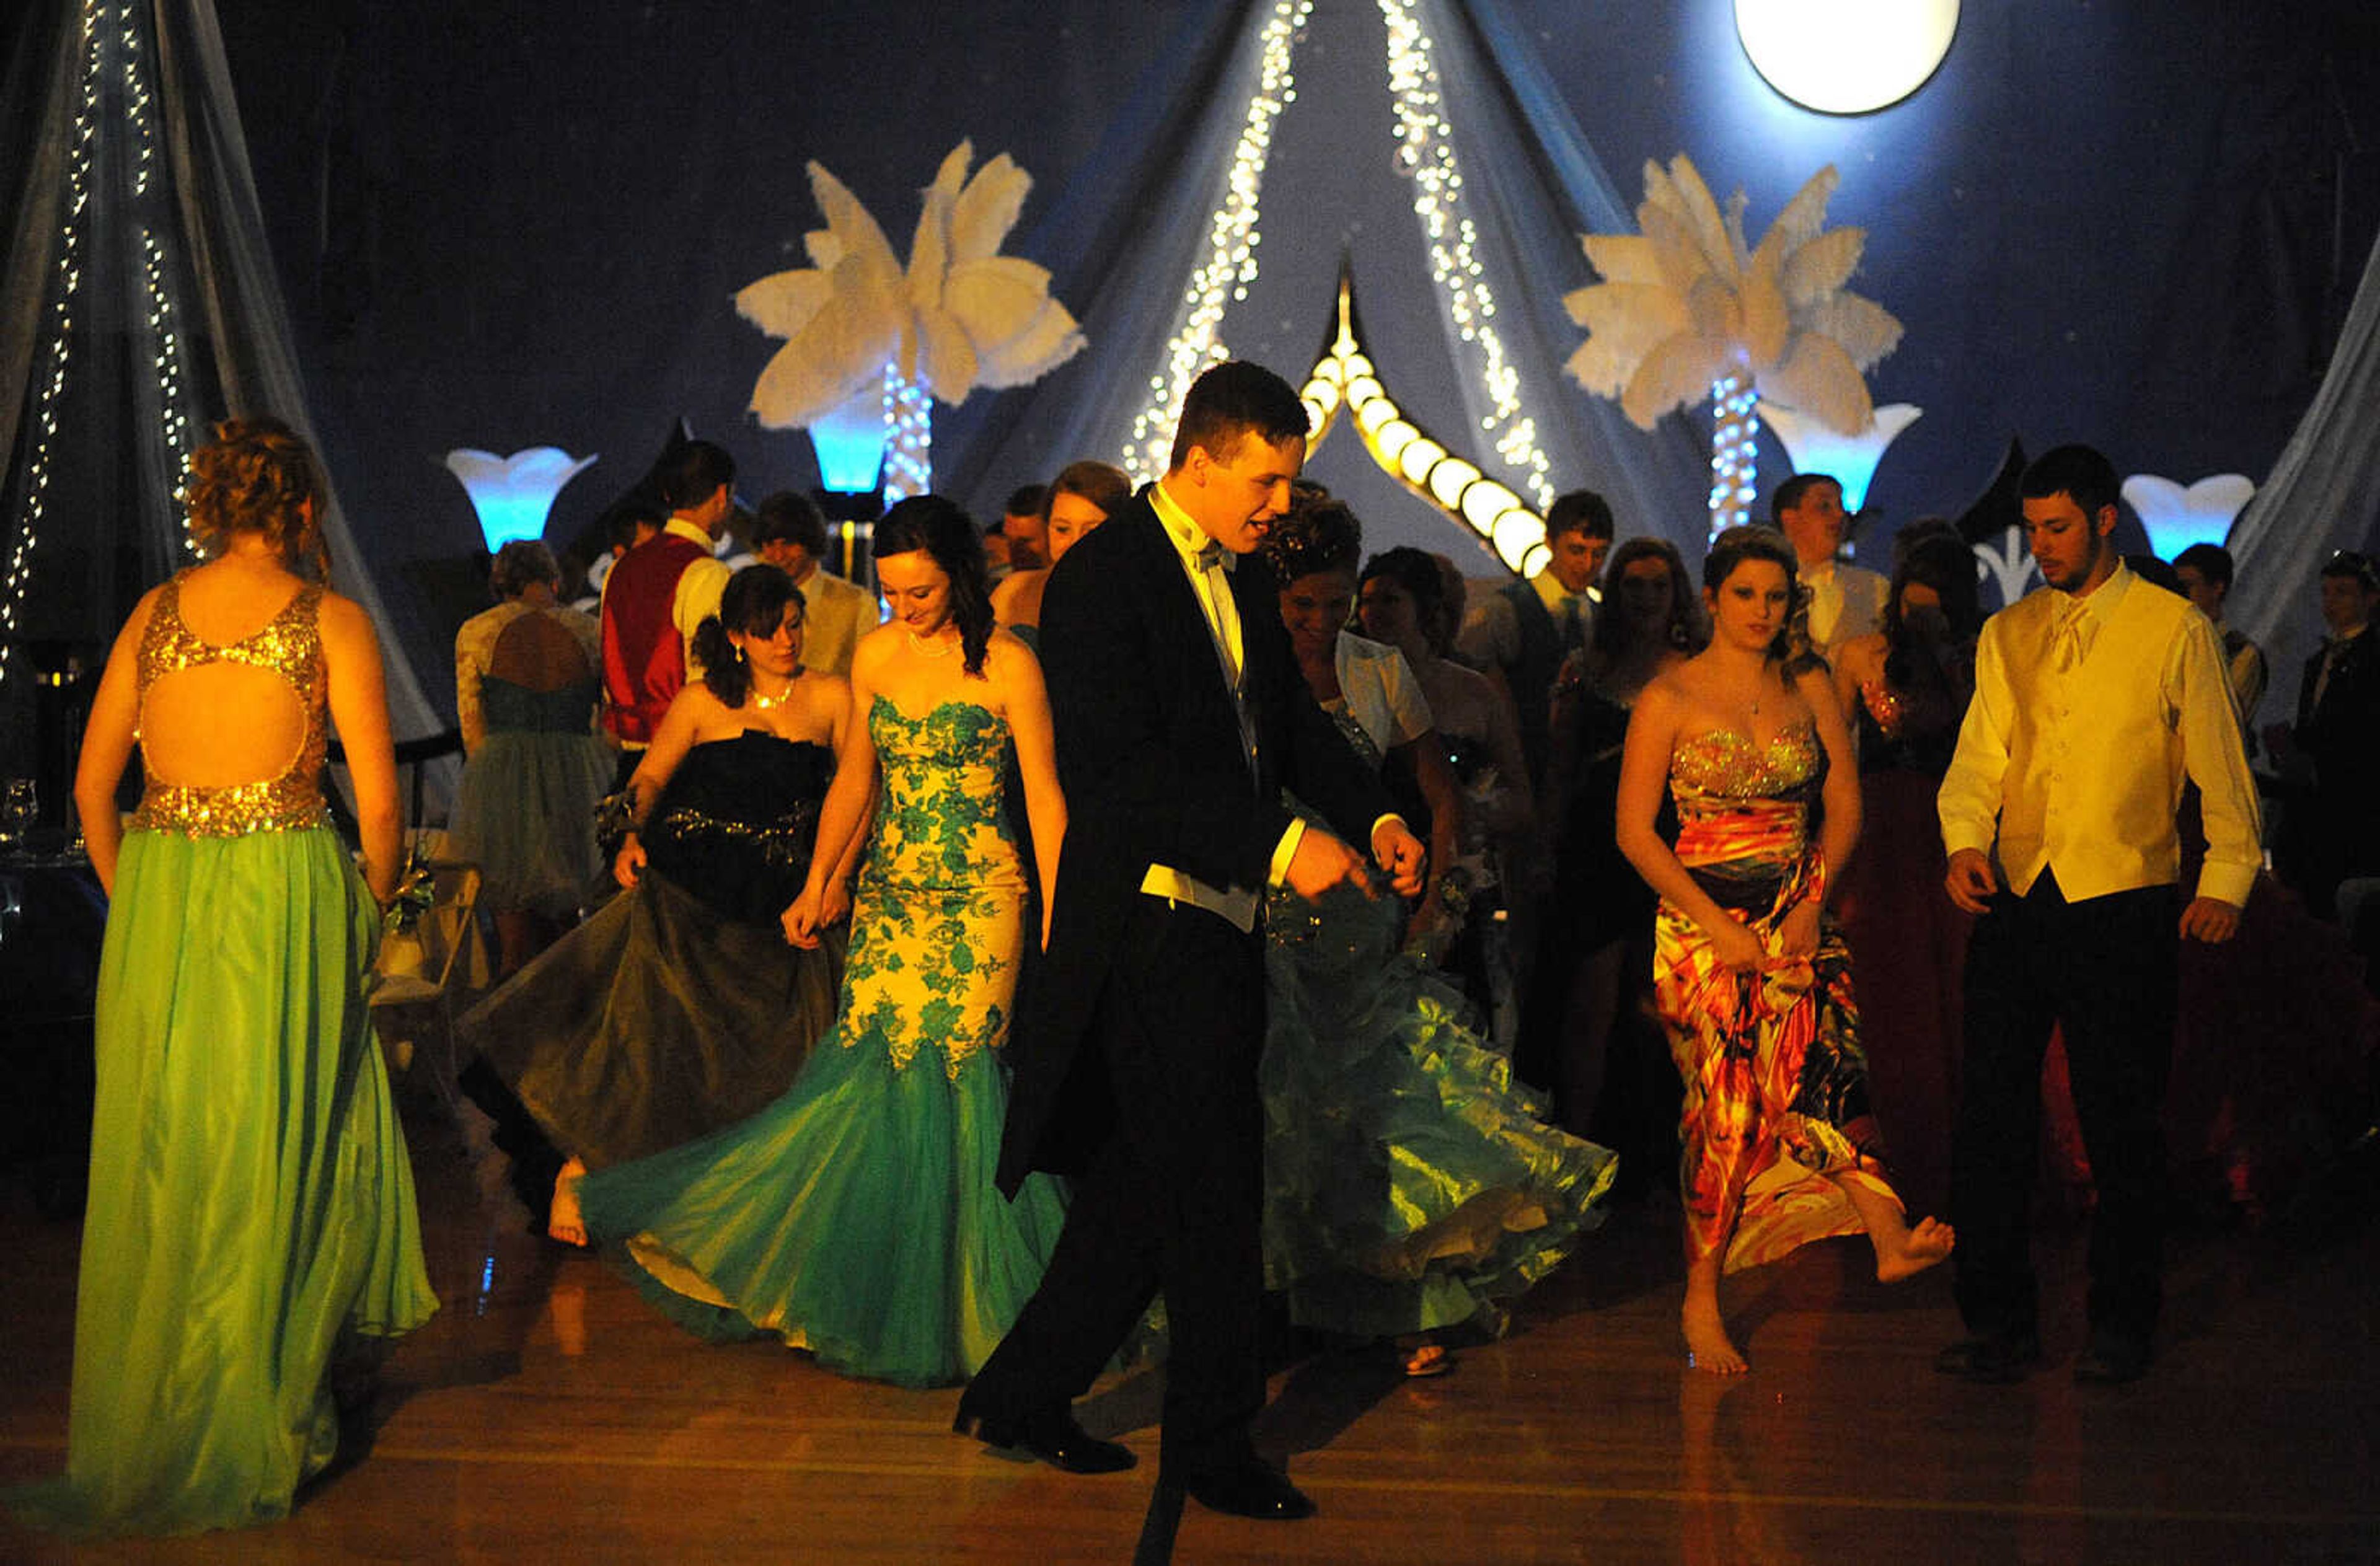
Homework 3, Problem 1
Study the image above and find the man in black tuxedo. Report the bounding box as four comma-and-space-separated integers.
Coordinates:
2267, 550, 2380, 918
956, 363, 1426, 1521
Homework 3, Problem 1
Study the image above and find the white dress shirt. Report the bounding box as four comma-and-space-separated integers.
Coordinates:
1939, 565, 2263, 907
662, 517, 731, 680
1802, 560, 1889, 660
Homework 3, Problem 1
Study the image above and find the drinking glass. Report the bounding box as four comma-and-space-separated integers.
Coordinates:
0, 778, 34, 847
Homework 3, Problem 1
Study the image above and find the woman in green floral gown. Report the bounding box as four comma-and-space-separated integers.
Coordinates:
578, 496, 1070, 1388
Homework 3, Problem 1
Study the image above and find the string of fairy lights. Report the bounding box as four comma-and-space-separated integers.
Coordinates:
1, 2, 106, 692
2, 1, 201, 691
1122, 0, 1311, 481
126, 0, 198, 555
1118, 0, 1556, 573
1709, 372, 1760, 538
884, 367, 932, 502
1375, 0, 1554, 516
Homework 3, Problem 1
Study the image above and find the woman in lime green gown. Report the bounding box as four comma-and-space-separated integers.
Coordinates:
578, 496, 1069, 1388
7, 420, 437, 1536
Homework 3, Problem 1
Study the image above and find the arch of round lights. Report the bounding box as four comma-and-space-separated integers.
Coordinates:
1300, 270, 1549, 578
1122, 0, 1312, 481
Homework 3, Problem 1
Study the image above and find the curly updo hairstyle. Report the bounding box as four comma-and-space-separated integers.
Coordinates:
690, 564, 805, 710
1261, 490, 1363, 591
871, 495, 995, 675
185, 416, 322, 562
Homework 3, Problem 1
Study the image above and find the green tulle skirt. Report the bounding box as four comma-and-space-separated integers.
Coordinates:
1262, 882, 1618, 1338
6, 826, 438, 1537
577, 1034, 1067, 1389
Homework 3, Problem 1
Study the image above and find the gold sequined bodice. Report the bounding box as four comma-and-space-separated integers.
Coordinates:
130, 572, 332, 837
1668, 720, 1822, 807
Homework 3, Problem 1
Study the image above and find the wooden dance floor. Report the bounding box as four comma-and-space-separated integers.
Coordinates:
4, 1091, 2375, 1564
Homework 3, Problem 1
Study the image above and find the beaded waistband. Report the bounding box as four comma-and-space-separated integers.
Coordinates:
130, 778, 330, 838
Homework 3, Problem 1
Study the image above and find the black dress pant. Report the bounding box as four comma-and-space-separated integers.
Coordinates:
1950, 870, 2178, 1349
968, 897, 1268, 1474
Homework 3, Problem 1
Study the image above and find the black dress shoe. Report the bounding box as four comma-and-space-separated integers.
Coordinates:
1933, 1332, 2042, 1384
1171, 1456, 1316, 1521
2073, 1336, 2151, 1386
952, 1404, 1137, 1474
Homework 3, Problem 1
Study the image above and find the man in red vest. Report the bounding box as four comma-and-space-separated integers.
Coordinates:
600, 441, 735, 779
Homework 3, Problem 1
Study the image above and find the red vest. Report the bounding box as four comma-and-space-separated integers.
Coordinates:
601, 530, 708, 744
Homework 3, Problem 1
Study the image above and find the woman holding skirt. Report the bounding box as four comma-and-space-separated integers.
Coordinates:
1616, 526, 1950, 1375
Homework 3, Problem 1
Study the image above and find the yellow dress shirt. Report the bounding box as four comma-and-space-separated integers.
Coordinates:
1938, 566, 2262, 907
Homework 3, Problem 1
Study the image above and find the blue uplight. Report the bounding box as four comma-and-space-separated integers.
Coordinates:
443, 447, 599, 551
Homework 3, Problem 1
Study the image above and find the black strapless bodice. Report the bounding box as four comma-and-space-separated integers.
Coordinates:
641, 732, 834, 924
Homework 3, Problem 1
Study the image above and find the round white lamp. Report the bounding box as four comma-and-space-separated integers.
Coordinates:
1735, 0, 1959, 115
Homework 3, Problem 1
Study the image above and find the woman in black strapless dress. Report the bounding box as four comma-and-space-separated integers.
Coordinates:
461, 566, 860, 1243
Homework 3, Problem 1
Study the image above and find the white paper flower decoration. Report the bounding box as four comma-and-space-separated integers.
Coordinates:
1566, 156, 1902, 436
1565, 156, 1903, 535
737, 142, 1086, 432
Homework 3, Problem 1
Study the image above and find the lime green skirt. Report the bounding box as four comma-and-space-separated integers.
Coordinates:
7, 825, 438, 1537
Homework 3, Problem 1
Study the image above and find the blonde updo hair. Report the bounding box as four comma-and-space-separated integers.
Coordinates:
185, 416, 322, 560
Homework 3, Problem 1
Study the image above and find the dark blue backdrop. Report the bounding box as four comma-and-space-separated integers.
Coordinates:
209, 0, 2380, 721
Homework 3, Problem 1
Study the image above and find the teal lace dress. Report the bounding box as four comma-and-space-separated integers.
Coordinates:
576, 697, 1069, 1388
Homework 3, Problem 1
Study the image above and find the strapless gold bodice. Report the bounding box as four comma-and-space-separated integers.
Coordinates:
1667, 720, 1822, 808
129, 573, 332, 837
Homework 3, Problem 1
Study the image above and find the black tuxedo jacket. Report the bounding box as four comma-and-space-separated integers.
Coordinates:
2294, 630, 2380, 849
994, 492, 1395, 1194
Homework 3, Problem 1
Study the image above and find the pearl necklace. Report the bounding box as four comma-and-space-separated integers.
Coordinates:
907, 628, 957, 658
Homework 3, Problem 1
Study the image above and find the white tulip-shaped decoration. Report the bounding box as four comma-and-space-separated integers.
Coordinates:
736, 142, 1086, 498
2120, 473, 2255, 559
443, 447, 599, 550
1762, 402, 1923, 515
1566, 156, 1903, 536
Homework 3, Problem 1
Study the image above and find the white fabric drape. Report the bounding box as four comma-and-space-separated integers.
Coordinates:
2225, 227, 2380, 728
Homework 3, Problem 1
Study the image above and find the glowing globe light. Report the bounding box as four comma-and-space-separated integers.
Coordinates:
443, 447, 599, 551
1735, 0, 1959, 115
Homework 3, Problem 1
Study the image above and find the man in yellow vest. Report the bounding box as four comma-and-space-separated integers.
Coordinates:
1934, 444, 2260, 1387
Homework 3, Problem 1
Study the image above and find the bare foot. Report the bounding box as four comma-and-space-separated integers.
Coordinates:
548, 1158, 589, 1248
1874, 1216, 1955, 1283
1682, 1296, 1748, 1375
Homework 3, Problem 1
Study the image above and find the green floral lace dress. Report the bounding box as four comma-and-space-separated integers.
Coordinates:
576, 697, 1068, 1388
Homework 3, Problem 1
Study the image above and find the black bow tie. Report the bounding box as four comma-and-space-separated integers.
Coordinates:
1193, 539, 1230, 573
